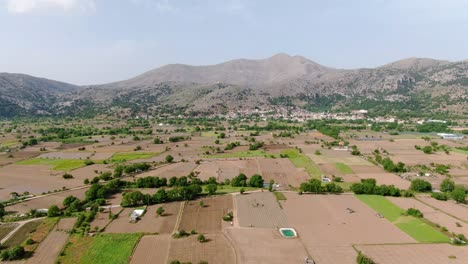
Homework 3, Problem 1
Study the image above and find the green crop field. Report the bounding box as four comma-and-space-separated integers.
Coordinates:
16, 158, 87, 171
110, 152, 160, 162
203, 185, 258, 194
357, 195, 449, 243
61, 233, 142, 264
451, 148, 468, 155
281, 149, 321, 178
205, 150, 278, 158
3, 220, 43, 248
334, 162, 354, 174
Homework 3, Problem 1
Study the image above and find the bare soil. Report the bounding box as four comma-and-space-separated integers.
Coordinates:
282, 193, 415, 264
355, 244, 468, 264
236, 192, 288, 228
130, 235, 170, 264
179, 196, 233, 233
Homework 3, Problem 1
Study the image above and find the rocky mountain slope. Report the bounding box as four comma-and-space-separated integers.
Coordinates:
1, 54, 467, 118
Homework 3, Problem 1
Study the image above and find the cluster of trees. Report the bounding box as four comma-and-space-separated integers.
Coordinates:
231, 173, 264, 188
249, 141, 264, 151
168, 136, 188, 142
431, 178, 466, 203
225, 141, 240, 150
0, 246, 26, 261
374, 155, 406, 173
409, 179, 432, 192
299, 179, 343, 194
113, 163, 152, 177
351, 179, 407, 197
121, 184, 203, 207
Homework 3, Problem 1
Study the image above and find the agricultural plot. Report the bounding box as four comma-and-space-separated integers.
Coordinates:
2, 219, 43, 248
68, 164, 112, 180
25, 218, 75, 264
387, 197, 468, 236
416, 196, 468, 222
38, 152, 92, 160
7, 187, 89, 214
205, 150, 277, 158
226, 228, 309, 264
16, 158, 87, 171
236, 192, 288, 228
59, 233, 142, 264
130, 235, 170, 264
179, 195, 232, 233
281, 149, 322, 178
0, 223, 18, 241
282, 193, 415, 264
167, 233, 236, 264
356, 244, 468, 264
135, 162, 197, 179
357, 195, 449, 243
110, 152, 161, 163
0, 151, 40, 166
194, 159, 260, 182
103, 202, 181, 234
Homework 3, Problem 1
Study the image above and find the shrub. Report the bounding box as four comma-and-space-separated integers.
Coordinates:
165, 155, 174, 163
0, 246, 26, 261
440, 178, 455, 192
62, 173, 74, 179
197, 234, 207, 243
47, 205, 61, 217
405, 208, 423, 218
222, 212, 233, 222
410, 179, 432, 192
356, 251, 376, 264
451, 187, 466, 203
431, 192, 448, 201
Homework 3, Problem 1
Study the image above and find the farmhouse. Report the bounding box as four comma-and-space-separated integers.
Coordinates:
437, 133, 464, 140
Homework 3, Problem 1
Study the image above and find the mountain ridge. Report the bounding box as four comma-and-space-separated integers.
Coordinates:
0, 54, 467, 118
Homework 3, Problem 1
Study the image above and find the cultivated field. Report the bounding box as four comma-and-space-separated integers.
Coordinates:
226, 227, 309, 264
282, 193, 415, 264
129, 235, 170, 264
167, 233, 236, 264
25, 218, 75, 264
356, 244, 468, 264
236, 192, 288, 228
179, 195, 232, 233
103, 202, 181, 234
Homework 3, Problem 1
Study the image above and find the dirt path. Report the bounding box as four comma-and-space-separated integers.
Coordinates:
0, 217, 46, 245
25, 218, 76, 264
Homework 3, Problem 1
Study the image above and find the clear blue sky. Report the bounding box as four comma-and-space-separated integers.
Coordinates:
1, 0, 468, 85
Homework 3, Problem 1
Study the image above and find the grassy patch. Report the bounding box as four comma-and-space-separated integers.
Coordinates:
451, 148, 468, 155
281, 149, 321, 178
110, 152, 160, 163
24, 217, 59, 251
357, 195, 449, 243
0, 223, 18, 241
211, 185, 258, 194
16, 158, 87, 171
3, 220, 43, 248
273, 192, 287, 201
59, 137, 93, 144
334, 162, 354, 174
59, 233, 141, 264
205, 150, 278, 158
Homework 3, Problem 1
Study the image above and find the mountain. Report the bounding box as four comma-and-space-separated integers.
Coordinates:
0, 73, 80, 117
1, 54, 467, 118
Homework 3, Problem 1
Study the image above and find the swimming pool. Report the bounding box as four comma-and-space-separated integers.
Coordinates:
279, 228, 297, 238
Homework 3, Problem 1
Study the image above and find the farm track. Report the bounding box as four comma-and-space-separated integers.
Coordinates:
0, 217, 46, 245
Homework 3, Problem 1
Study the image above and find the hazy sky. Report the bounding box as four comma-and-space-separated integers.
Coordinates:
1, 0, 468, 85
